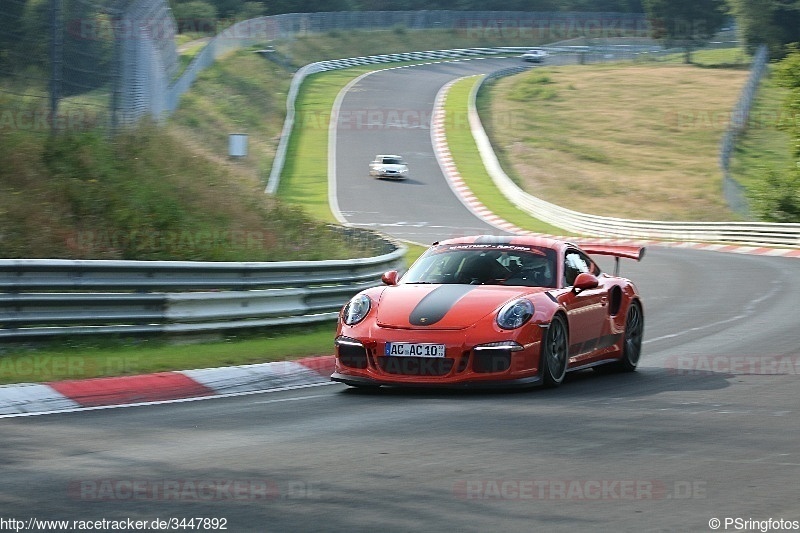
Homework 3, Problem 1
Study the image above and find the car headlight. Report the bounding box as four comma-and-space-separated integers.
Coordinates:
342, 294, 371, 325
497, 299, 534, 330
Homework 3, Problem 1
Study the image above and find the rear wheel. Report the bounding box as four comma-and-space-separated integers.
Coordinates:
541, 314, 568, 387
618, 301, 644, 372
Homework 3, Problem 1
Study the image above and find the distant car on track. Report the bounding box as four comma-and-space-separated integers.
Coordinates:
521, 48, 548, 63
332, 235, 645, 389
369, 154, 409, 179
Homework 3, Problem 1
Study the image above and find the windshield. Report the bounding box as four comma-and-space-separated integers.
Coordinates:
382, 157, 405, 165
403, 244, 558, 287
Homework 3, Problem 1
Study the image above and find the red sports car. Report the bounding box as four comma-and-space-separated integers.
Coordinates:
332, 235, 645, 388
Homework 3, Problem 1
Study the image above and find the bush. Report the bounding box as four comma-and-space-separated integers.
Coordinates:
508, 74, 558, 102
0, 123, 375, 260
172, 1, 219, 34
748, 168, 800, 222
747, 45, 800, 222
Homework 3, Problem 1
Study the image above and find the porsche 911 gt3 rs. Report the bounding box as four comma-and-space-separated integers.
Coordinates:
332, 235, 645, 388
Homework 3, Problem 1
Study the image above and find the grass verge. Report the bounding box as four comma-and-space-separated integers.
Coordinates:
278, 67, 372, 220
0, 122, 374, 261
169, 47, 288, 189
481, 62, 750, 221
0, 324, 337, 385
445, 76, 568, 236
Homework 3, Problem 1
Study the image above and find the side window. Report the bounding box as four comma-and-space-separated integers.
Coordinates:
585, 252, 601, 276
564, 250, 593, 286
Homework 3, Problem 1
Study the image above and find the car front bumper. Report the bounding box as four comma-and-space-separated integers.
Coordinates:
331, 371, 543, 389
332, 332, 545, 388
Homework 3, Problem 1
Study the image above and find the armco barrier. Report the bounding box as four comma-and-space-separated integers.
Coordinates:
0, 238, 405, 340
466, 70, 800, 247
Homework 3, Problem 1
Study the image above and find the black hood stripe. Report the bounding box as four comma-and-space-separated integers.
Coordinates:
409, 285, 477, 326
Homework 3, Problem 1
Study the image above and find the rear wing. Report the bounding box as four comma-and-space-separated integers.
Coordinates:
579, 244, 646, 276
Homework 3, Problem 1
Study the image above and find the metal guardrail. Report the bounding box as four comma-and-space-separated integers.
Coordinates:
0, 234, 406, 339
467, 69, 800, 247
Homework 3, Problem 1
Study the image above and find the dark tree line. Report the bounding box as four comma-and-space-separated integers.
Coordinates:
169, 0, 799, 56
3, 0, 800, 95
168, 0, 646, 19
643, 0, 728, 62
749, 47, 800, 222
727, 0, 800, 58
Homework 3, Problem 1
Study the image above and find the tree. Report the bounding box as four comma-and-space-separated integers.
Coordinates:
172, 1, 218, 33
61, 0, 116, 97
185, 0, 649, 15
748, 46, 800, 222
726, 0, 800, 58
18, 0, 51, 73
749, 169, 800, 222
774, 45, 800, 167
259, 0, 353, 15
643, 0, 727, 62
237, 2, 265, 20
209, 0, 244, 19
0, 0, 27, 75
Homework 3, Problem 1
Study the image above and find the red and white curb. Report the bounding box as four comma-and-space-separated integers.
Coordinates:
431, 78, 800, 259
432, 79, 530, 237
0, 356, 335, 418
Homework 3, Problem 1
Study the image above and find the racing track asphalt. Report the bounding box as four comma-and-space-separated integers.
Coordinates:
332, 57, 524, 243
1, 59, 799, 531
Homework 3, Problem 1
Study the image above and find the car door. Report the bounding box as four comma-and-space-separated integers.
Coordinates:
557, 249, 610, 364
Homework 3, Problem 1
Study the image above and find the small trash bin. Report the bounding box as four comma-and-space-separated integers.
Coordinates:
229, 133, 248, 158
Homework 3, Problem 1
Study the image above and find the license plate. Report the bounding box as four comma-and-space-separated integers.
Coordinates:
385, 342, 446, 358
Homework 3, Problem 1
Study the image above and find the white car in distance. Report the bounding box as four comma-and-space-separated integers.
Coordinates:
521, 48, 548, 63
369, 154, 409, 180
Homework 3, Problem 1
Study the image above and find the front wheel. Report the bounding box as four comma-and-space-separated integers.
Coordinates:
541, 314, 569, 387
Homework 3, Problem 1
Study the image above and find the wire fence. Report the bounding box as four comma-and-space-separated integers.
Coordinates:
718, 44, 770, 218
0, 0, 178, 133
113, 0, 178, 127
2, 8, 653, 132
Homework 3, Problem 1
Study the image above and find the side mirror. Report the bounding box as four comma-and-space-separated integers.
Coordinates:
573, 272, 599, 292
381, 270, 399, 286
